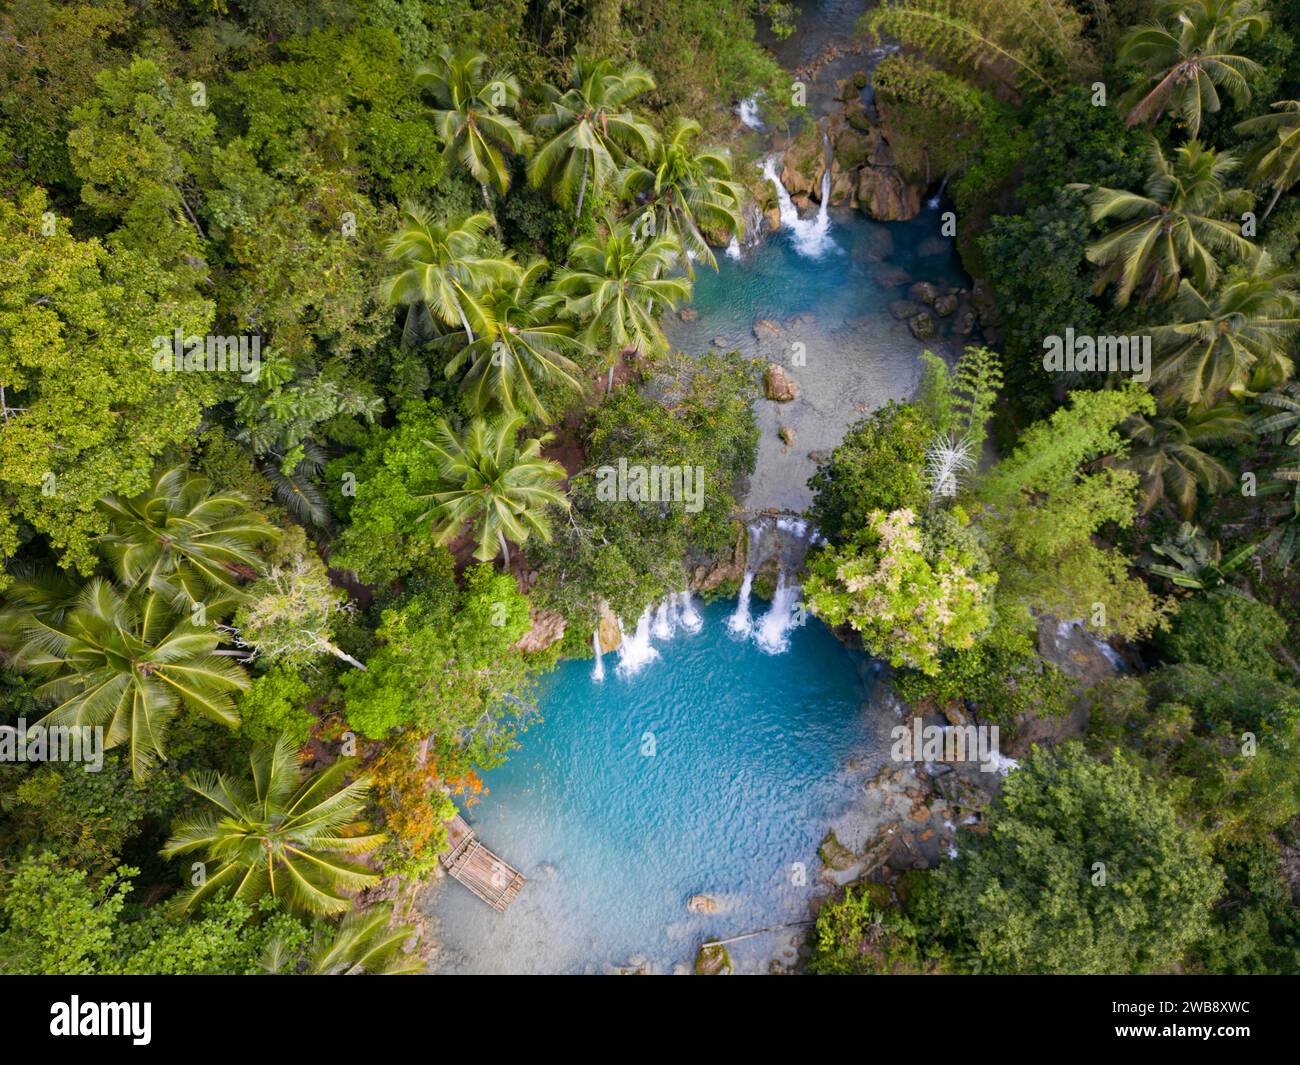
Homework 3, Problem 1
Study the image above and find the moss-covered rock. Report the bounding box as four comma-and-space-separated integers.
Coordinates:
818, 829, 857, 872
694, 941, 733, 975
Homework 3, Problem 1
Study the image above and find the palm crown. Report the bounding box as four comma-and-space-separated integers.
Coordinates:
0, 579, 247, 780
416, 47, 531, 201
380, 206, 515, 344
162, 736, 382, 917
528, 59, 657, 217
1235, 100, 1300, 219
96, 466, 278, 619
438, 259, 587, 424
619, 117, 746, 276
1071, 137, 1256, 306
419, 413, 569, 564
1119, 0, 1266, 137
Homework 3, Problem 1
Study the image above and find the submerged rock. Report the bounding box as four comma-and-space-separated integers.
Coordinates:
688, 894, 719, 914
753, 318, 783, 339
908, 312, 936, 340
764, 363, 799, 402
678, 307, 699, 321
694, 942, 733, 976
908, 281, 939, 306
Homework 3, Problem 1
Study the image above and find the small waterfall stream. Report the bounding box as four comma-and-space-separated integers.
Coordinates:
761, 146, 836, 259
727, 516, 815, 654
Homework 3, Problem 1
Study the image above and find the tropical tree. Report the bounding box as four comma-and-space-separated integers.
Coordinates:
1071, 137, 1256, 306
260, 904, 422, 975
419, 414, 568, 565
1149, 268, 1299, 406
415, 47, 530, 208
1235, 100, 1300, 218
1118, 0, 1267, 138
436, 260, 587, 423
96, 466, 278, 618
0, 580, 247, 780
1147, 522, 1258, 591
1120, 401, 1250, 517
380, 207, 515, 345
528, 59, 657, 217
554, 220, 692, 391
619, 117, 746, 275
161, 736, 382, 917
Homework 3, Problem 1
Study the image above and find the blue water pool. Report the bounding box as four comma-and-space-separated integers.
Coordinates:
426, 598, 881, 974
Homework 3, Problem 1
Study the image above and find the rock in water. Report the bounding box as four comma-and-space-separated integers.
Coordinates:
753, 318, 783, 339
688, 894, 719, 914
908, 312, 936, 340
694, 942, 733, 976
764, 363, 799, 402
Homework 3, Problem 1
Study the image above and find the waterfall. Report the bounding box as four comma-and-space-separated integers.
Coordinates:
616, 609, 661, 677
760, 153, 836, 259
727, 571, 755, 636
676, 590, 704, 633
652, 599, 674, 640
724, 235, 742, 260
927, 173, 950, 210
591, 627, 605, 682
737, 95, 764, 130
753, 569, 803, 655
815, 129, 831, 228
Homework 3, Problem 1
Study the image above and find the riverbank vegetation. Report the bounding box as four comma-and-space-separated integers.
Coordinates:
0, 0, 775, 973
808, 0, 1300, 975
1, 0, 1297, 977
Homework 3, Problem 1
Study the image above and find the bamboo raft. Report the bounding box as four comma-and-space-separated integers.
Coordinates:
439, 812, 525, 912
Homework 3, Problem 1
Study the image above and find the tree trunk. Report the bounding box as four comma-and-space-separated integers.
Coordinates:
456, 301, 475, 344
498, 529, 511, 567
1264, 183, 1285, 220
322, 639, 368, 672
576, 152, 589, 219
606, 353, 617, 394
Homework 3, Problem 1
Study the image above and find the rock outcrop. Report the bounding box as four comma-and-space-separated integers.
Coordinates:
515, 609, 566, 653
764, 363, 799, 402
597, 601, 621, 654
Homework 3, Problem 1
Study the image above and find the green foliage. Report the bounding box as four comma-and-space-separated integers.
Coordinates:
1158, 594, 1287, 677
805, 509, 996, 675
807, 883, 924, 975
923, 744, 1222, 974
529, 350, 759, 621
236, 666, 316, 747
807, 401, 930, 546
342, 564, 536, 774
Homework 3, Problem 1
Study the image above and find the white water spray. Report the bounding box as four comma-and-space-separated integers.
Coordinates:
724, 235, 742, 260
676, 590, 704, 633
753, 569, 803, 655
760, 154, 836, 259
616, 609, 661, 677
728, 571, 755, 636
591, 627, 605, 682
737, 95, 764, 130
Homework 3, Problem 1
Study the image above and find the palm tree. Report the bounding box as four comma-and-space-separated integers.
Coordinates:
436, 260, 587, 423
97, 467, 278, 619
528, 59, 657, 218
0, 580, 247, 780
1118, 0, 1266, 138
619, 117, 746, 275
1254, 380, 1300, 443
415, 47, 531, 209
260, 904, 423, 975
1235, 99, 1300, 218
161, 735, 382, 917
1149, 267, 1300, 406
419, 413, 568, 565
1147, 521, 1257, 590
554, 220, 692, 391
1121, 401, 1250, 517
380, 206, 515, 345
1070, 137, 1256, 306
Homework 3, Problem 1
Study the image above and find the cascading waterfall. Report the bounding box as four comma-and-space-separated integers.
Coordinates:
737, 95, 764, 130
652, 599, 674, 640
727, 571, 755, 636
591, 627, 605, 682
675, 590, 704, 633
927, 173, 950, 210
760, 152, 836, 259
753, 568, 803, 655
725, 235, 742, 260
616, 609, 661, 677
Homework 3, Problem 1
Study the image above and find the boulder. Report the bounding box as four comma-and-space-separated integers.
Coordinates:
677, 307, 698, 321
753, 318, 783, 339
856, 165, 924, 221
764, 363, 799, 402
780, 127, 826, 199
694, 942, 733, 976
765, 205, 782, 231
908, 281, 939, 305
933, 292, 959, 317
597, 601, 621, 653
688, 894, 719, 914
779, 425, 796, 446
712, 335, 729, 348
955, 308, 978, 336
889, 299, 925, 321
515, 609, 566, 653
908, 312, 936, 340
